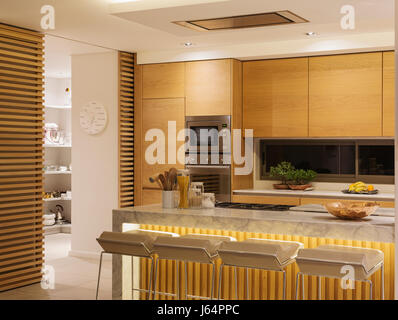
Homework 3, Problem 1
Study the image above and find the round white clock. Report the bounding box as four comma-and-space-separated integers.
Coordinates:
79, 102, 107, 135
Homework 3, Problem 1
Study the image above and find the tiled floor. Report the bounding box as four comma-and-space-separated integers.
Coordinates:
0, 233, 112, 300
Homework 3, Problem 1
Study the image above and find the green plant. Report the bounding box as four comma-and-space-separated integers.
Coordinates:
269, 161, 295, 185
287, 169, 317, 185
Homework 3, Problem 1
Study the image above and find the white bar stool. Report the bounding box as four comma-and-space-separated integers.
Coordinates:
152, 233, 236, 300
217, 238, 303, 300
295, 245, 384, 300
96, 229, 179, 300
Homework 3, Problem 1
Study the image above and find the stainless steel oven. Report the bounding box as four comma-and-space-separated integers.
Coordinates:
185, 115, 231, 154
185, 115, 231, 202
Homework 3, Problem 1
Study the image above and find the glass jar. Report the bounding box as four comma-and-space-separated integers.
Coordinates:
202, 193, 215, 208
177, 169, 190, 209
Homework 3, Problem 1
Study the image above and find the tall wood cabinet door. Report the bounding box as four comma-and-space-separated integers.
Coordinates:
383, 51, 395, 137
185, 59, 231, 116
142, 98, 185, 188
143, 63, 185, 99
243, 58, 309, 137
309, 52, 382, 137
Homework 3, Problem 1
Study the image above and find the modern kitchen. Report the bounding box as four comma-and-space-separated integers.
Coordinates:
0, 0, 397, 306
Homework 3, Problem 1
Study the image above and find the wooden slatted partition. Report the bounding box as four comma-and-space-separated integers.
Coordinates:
118, 52, 134, 208
0, 23, 44, 291
138, 225, 394, 300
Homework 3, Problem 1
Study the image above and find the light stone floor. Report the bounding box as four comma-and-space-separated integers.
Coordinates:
0, 233, 112, 300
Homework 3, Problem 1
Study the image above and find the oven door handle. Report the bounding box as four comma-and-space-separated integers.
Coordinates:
186, 165, 230, 169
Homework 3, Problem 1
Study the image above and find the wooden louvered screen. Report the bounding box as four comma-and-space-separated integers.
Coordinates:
0, 23, 44, 291
118, 52, 134, 207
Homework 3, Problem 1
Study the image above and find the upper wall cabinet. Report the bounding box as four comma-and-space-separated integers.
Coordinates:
309, 52, 383, 137
142, 63, 185, 99
185, 59, 232, 116
243, 58, 309, 137
383, 51, 395, 137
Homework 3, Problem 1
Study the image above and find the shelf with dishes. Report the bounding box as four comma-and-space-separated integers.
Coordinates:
44, 104, 72, 110
43, 191, 72, 202
44, 170, 72, 175
44, 144, 72, 148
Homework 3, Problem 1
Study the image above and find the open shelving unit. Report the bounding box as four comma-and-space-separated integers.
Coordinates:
43, 77, 72, 234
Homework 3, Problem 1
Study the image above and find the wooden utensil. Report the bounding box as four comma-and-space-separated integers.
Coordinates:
168, 168, 177, 190
158, 173, 167, 191
164, 171, 170, 191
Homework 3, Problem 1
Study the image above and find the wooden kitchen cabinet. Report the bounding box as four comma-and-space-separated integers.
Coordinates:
383, 51, 395, 137
243, 57, 309, 137
142, 188, 163, 205
185, 59, 232, 116
309, 52, 383, 137
142, 98, 185, 189
142, 63, 185, 99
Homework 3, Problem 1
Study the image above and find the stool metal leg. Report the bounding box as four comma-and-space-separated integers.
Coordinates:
218, 264, 223, 300
184, 262, 188, 300
95, 251, 104, 300
210, 262, 216, 300
153, 258, 159, 300
318, 276, 322, 300
147, 257, 154, 300
295, 272, 300, 300
282, 270, 286, 300
365, 279, 373, 300
234, 267, 238, 300
301, 272, 305, 300
381, 263, 384, 300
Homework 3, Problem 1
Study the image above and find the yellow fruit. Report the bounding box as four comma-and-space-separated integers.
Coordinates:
368, 185, 374, 191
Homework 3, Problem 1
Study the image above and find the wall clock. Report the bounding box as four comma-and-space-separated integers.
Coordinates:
79, 102, 107, 135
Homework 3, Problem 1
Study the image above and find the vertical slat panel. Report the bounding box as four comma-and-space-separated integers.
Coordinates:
137, 225, 394, 300
0, 23, 43, 292
118, 52, 134, 208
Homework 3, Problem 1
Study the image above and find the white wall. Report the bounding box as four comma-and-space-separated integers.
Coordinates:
70, 51, 118, 257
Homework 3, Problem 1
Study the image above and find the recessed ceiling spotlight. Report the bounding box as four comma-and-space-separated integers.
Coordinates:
183, 42, 193, 47
306, 32, 317, 36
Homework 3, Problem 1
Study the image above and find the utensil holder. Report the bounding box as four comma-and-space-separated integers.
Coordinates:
162, 191, 177, 208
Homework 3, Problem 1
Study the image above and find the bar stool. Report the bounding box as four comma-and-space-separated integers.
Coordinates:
152, 233, 236, 300
217, 238, 304, 300
295, 245, 384, 300
95, 229, 179, 300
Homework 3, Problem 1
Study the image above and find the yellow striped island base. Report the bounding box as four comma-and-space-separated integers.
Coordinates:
134, 224, 394, 300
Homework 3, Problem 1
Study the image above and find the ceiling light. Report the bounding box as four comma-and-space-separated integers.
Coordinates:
306, 32, 317, 36
183, 42, 193, 47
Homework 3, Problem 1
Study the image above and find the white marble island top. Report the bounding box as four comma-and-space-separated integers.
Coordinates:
113, 204, 394, 243
233, 189, 395, 201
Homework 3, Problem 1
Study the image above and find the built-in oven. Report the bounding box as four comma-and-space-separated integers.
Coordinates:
185, 115, 231, 154
185, 115, 231, 202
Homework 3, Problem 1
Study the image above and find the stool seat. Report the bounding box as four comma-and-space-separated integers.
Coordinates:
217, 238, 303, 271
153, 234, 235, 264
97, 230, 178, 258
296, 245, 384, 281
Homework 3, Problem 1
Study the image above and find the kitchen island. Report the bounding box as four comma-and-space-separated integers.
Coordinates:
112, 205, 395, 300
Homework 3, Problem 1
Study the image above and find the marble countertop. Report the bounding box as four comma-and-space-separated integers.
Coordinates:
233, 189, 395, 201
113, 204, 395, 243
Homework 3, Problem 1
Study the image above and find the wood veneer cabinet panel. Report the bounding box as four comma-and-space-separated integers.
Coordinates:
243, 57, 309, 137
143, 63, 185, 99
142, 98, 185, 188
309, 53, 383, 137
185, 59, 231, 116
383, 51, 395, 137
142, 188, 162, 205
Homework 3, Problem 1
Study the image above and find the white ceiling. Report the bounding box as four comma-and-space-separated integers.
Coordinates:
0, 0, 394, 64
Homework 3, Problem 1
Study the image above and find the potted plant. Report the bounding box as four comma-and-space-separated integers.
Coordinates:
269, 161, 295, 190
287, 169, 317, 190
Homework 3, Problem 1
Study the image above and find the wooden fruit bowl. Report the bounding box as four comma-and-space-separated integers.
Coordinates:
324, 202, 379, 220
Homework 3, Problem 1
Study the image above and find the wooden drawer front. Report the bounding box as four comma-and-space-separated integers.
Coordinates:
142, 189, 162, 205
232, 195, 300, 206
243, 57, 309, 137
143, 63, 185, 99
383, 51, 395, 137
185, 59, 231, 116
300, 197, 394, 208
309, 52, 382, 137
